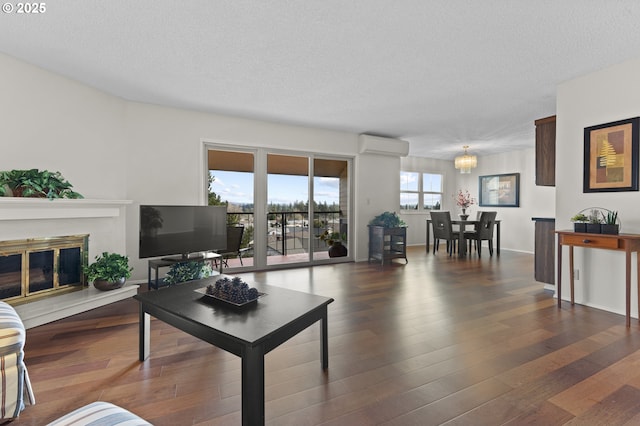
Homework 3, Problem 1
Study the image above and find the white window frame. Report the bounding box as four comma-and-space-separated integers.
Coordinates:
400, 171, 444, 212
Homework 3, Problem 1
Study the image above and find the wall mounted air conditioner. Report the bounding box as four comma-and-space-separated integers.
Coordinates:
358, 134, 409, 157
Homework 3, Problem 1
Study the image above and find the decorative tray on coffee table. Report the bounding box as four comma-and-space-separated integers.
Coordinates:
194, 276, 265, 308
195, 287, 265, 308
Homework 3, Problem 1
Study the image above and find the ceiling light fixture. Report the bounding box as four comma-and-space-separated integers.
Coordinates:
454, 145, 477, 174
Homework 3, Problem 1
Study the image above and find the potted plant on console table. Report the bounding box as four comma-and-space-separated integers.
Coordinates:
570, 208, 620, 235
570, 213, 588, 233
84, 252, 133, 291
601, 210, 619, 235
586, 211, 603, 234
367, 211, 408, 265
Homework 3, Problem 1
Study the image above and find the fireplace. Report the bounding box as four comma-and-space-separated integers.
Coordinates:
0, 198, 137, 328
0, 235, 88, 304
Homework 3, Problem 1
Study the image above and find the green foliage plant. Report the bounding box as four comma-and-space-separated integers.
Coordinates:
604, 210, 618, 225
0, 169, 83, 199
369, 211, 406, 228
84, 252, 133, 283
318, 230, 347, 245
164, 261, 212, 285
313, 218, 325, 229
588, 210, 603, 224
570, 213, 588, 222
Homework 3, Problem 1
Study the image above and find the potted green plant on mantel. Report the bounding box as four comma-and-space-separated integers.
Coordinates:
84, 252, 133, 291
0, 169, 83, 199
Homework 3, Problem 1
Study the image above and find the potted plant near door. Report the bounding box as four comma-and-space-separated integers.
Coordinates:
84, 252, 133, 291
318, 230, 348, 257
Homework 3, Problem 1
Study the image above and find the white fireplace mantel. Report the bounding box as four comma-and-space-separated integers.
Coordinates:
0, 198, 133, 221
0, 197, 132, 260
2, 198, 137, 326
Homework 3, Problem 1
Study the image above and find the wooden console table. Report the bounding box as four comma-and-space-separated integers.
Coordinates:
556, 230, 640, 327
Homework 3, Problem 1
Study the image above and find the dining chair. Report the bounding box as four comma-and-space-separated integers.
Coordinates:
464, 211, 497, 257
466, 210, 483, 251
430, 211, 459, 256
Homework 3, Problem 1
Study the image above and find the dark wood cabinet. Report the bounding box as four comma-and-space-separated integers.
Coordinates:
368, 226, 407, 265
535, 115, 556, 186
533, 218, 555, 285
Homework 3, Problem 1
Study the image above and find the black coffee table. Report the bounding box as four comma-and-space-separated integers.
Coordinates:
134, 277, 334, 425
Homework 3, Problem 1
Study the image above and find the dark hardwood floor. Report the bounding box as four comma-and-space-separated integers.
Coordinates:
15, 246, 640, 425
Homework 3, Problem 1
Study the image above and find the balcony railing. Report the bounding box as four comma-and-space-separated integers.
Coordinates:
228, 210, 345, 258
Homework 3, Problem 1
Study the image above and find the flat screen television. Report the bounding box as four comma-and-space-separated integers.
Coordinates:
139, 205, 227, 260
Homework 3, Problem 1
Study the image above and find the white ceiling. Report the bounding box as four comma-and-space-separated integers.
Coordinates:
2, 1, 640, 159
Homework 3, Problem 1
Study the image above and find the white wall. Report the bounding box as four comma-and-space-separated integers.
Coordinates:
401, 148, 555, 253
0, 53, 129, 260
466, 149, 555, 253
0, 53, 127, 200
123, 101, 398, 271
399, 156, 456, 246
0, 50, 566, 284
355, 153, 402, 261
0, 52, 405, 279
556, 57, 640, 317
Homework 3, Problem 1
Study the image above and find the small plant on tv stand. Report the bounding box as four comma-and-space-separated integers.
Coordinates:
164, 261, 212, 285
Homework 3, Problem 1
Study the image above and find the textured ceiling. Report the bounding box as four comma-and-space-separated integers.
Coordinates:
2, 1, 640, 159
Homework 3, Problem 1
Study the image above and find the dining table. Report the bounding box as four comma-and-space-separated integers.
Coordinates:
426, 218, 501, 257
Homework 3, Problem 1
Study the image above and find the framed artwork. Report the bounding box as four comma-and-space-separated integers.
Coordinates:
583, 117, 639, 192
479, 173, 520, 207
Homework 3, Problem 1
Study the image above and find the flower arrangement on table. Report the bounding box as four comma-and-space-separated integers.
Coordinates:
454, 189, 475, 218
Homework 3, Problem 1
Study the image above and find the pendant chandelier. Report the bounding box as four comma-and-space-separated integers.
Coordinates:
454, 145, 477, 174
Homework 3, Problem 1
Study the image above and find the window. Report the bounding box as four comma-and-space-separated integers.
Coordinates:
400, 171, 443, 211
423, 173, 443, 210
400, 171, 419, 210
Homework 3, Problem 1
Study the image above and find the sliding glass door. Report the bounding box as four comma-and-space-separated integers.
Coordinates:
207, 149, 255, 268
266, 153, 310, 266
313, 158, 349, 260
206, 145, 351, 270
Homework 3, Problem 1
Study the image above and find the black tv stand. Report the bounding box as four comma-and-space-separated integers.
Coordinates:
161, 252, 219, 262
148, 252, 222, 290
